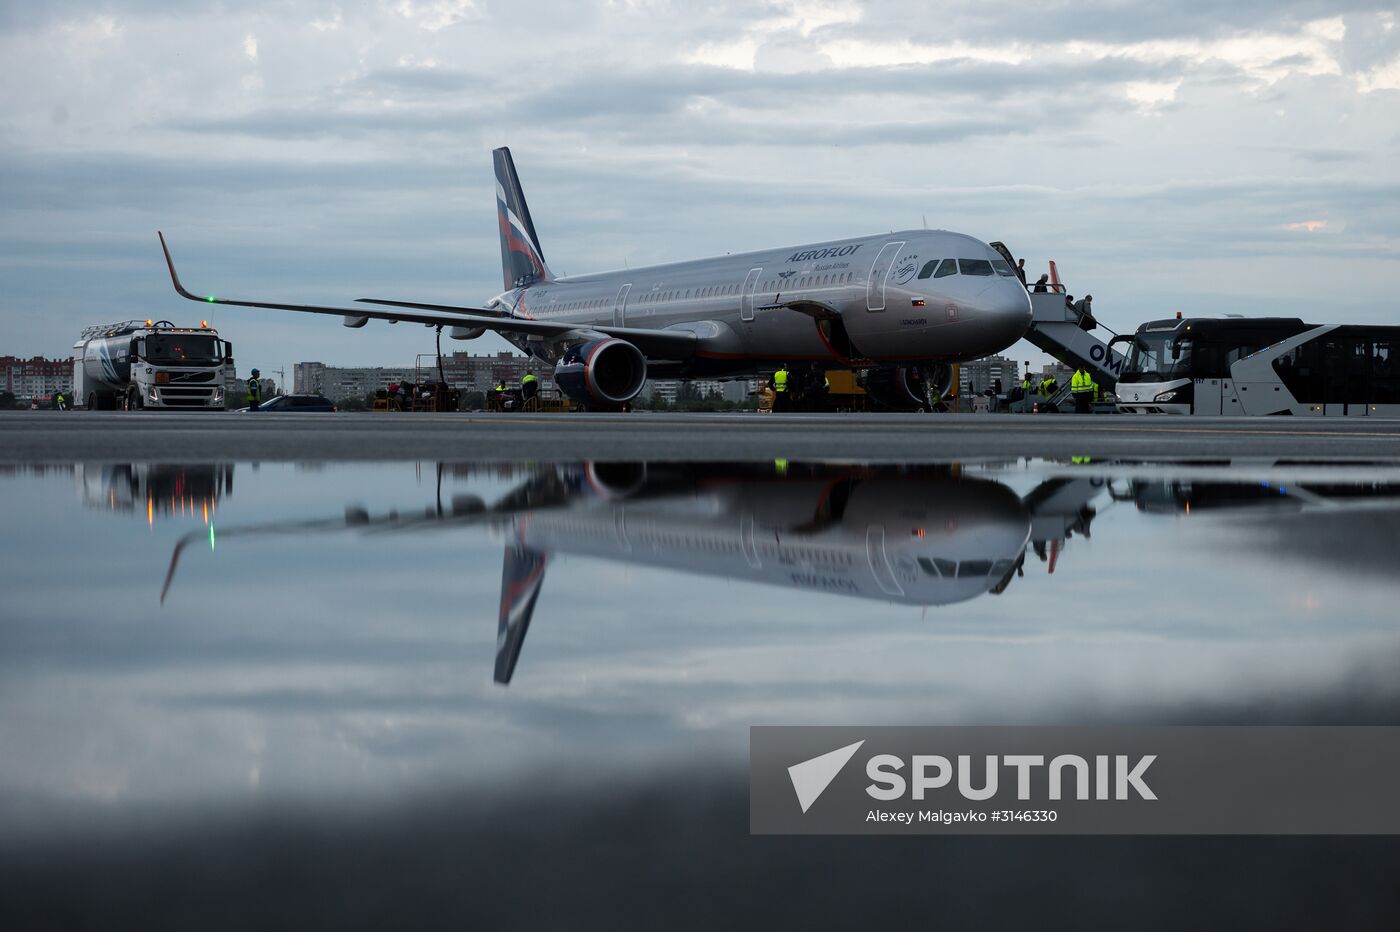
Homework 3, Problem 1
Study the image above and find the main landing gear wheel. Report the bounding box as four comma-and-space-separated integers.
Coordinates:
916, 363, 954, 411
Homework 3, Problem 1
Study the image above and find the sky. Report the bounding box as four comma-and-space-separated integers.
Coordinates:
2, 0, 1399, 375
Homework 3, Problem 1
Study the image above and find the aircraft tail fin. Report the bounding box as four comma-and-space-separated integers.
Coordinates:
493, 147, 553, 291
495, 542, 548, 685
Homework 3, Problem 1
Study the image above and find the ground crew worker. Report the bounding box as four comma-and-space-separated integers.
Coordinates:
1021, 373, 1034, 394
1071, 366, 1094, 413
756, 379, 776, 414
492, 379, 506, 412
773, 364, 790, 412
55, 392, 67, 411
521, 371, 539, 410
247, 368, 262, 411
806, 363, 828, 412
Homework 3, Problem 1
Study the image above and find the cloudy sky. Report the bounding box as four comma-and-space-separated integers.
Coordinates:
3, 0, 1399, 373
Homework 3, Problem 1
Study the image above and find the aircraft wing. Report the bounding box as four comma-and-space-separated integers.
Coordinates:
158, 233, 699, 360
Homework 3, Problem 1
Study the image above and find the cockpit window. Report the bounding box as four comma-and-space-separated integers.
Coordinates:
932, 259, 957, 279
990, 259, 1016, 277
917, 557, 957, 577
917, 260, 940, 279
960, 259, 994, 277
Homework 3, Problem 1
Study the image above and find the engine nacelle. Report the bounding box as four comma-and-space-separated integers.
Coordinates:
554, 338, 647, 408
449, 326, 486, 340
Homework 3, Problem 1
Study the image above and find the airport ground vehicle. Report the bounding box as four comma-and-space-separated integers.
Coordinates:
239, 393, 337, 412
73, 320, 232, 410
1114, 318, 1400, 416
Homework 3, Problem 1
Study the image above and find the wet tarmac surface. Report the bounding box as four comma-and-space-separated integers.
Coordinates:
5, 410, 1400, 462
3, 454, 1399, 927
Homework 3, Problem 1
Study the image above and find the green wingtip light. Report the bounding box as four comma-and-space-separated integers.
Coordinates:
206, 296, 215, 302
210, 523, 216, 552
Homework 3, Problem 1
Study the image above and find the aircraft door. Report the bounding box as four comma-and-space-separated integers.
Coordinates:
613, 283, 632, 327
865, 526, 904, 596
866, 240, 906, 312
740, 268, 762, 322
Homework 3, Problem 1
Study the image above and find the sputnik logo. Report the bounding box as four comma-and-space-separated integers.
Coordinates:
787, 740, 865, 813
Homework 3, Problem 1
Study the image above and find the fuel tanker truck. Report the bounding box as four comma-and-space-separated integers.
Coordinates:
73, 319, 233, 410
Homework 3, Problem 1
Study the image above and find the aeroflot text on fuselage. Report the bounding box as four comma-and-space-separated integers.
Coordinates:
865, 754, 1158, 801
785, 245, 863, 263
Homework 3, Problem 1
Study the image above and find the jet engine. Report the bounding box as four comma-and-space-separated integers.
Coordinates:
859, 363, 955, 411
554, 338, 647, 408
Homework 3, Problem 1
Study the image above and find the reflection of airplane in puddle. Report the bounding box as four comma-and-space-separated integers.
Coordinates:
160, 462, 1112, 685
78, 464, 234, 526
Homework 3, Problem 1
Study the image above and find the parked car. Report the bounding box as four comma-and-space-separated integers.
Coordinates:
237, 394, 337, 412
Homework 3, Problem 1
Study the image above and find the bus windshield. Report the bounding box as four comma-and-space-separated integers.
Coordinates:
1121, 333, 1193, 383
145, 334, 222, 365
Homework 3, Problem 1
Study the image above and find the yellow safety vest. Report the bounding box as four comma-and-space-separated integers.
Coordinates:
1072, 370, 1093, 393
774, 369, 788, 392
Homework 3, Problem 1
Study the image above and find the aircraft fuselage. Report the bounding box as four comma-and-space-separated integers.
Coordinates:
496, 229, 1032, 377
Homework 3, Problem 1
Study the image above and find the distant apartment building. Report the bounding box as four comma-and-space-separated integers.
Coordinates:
1, 355, 72, 400
643, 378, 756, 405
293, 352, 556, 403
960, 355, 1018, 395
1038, 362, 1075, 387
293, 362, 326, 395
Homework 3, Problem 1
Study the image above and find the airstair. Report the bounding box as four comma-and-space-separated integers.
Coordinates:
989, 246, 1129, 412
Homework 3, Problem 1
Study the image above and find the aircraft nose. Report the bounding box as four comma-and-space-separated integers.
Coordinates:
977, 278, 1032, 349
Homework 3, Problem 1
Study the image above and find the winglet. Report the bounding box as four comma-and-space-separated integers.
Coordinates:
157, 231, 201, 302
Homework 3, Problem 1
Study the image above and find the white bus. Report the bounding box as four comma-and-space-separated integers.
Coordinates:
1114, 317, 1400, 416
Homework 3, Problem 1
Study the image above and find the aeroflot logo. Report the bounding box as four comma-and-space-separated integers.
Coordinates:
789, 743, 1157, 812
786, 244, 862, 263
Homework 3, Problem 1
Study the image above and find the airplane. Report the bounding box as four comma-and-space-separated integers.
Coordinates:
158, 147, 1033, 409
155, 461, 1105, 683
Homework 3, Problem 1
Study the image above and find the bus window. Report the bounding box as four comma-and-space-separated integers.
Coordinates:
1121, 333, 1194, 382
1323, 338, 1370, 404
1272, 341, 1323, 403
1374, 340, 1399, 403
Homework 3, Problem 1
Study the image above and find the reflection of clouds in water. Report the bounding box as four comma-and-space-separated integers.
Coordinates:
1, 462, 1399, 820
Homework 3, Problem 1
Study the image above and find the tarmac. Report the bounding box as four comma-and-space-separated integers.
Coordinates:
5, 410, 1400, 462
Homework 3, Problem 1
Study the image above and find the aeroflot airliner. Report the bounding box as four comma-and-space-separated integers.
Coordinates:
159, 147, 1031, 409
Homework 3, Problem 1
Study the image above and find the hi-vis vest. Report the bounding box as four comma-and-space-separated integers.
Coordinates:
522, 373, 537, 385
774, 369, 789, 392
1071, 370, 1094, 394
246, 377, 260, 400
